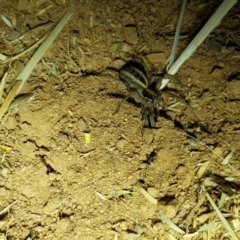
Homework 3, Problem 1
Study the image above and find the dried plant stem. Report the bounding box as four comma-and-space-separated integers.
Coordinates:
0, 80, 21, 120
3, 33, 49, 64
202, 185, 239, 240
0, 73, 8, 102
167, 0, 237, 75
0, 200, 18, 215
0, 11, 74, 121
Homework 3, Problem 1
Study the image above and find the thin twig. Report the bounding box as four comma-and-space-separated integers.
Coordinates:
2, 33, 49, 64
0, 200, 18, 215
0, 12, 74, 121
202, 185, 239, 240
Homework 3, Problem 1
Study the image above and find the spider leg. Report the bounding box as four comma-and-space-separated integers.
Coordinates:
162, 92, 200, 121
113, 97, 127, 115
141, 105, 156, 128
113, 89, 143, 115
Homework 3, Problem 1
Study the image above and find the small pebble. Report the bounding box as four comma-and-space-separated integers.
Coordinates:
49, 138, 57, 148
78, 119, 87, 132
5, 115, 17, 130
213, 147, 223, 155
152, 222, 163, 232
210, 67, 222, 78
147, 187, 158, 198
143, 130, 154, 144
158, 203, 178, 218
143, 53, 166, 73
139, 163, 147, 169
0, 168, 8, 177
119, 221, 127, 231
221, 46, 235, 54
227, 80, 240, 96
186, 136, 199, 147
91, 16, 101, 27
110, 59, 126, 70
133, 224, 146, 234
176, 164, 185, 174
124, 26, 138, 44
104, 221, 112, 229
127, 232, 140, 239
116, 139, 127, 149
121, 43, 132, 52
208, 38, 222, 54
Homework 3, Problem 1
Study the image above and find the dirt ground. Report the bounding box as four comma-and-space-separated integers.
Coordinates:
0, 0, 240, 239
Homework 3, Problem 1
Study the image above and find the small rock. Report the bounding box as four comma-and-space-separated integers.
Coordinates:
121, 43, 132, 52
43, 198, 61, 214
110, 59, 126, 70
213, 147, 223, 155
227, 80, 240, 97
139, 163, 147, 169
78, 118, 87, 132
221, 46, 235, 54
133, 224, 146, 235
105, 30, 112, 43
176, 164, 186, 175
218, 62, 224, 68
126, 232, 140, 239
158, 204, 178, 219
124, 26, 138, 45
58, 131, 69, 142
165, 111, 176, 120
33, 226, 46, 233
186, 136, 199, 147
5, 115, 17, 130
210, 67, 222, 78
0, 168, 8, 177
58, 90, 65, 96
91, 16, 101, 27
152, 222, 163, 232
143, 53, 166, 74
116, 138, 128, 149
50, 138, 57, 148
147, 187, 158, 198
208, 38, 222, 54
104, 221, 112, 229
143, 129, 154, 144
48, 173, 61, 181
158, 198, 179, 219
119, 221, 128, 231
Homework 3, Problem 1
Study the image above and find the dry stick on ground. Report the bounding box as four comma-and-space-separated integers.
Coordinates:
0, 11, 74, 121
0, 200, 18, 215
202, 185, 239, 240
157, 0, 238, 90
3, 33, 49, 65
182, 193, 206, 229
0, 73, 8, 102
9, 22, 54, 44
0, 80, 22, 120
167, 0, 237, 76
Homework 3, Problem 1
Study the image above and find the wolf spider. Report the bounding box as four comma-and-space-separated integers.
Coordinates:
110, 58, 199, 127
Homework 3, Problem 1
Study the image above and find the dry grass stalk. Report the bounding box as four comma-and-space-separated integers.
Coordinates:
0, 200, 18, 215
202, 185, 239, 240
0, 11, 74, 121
